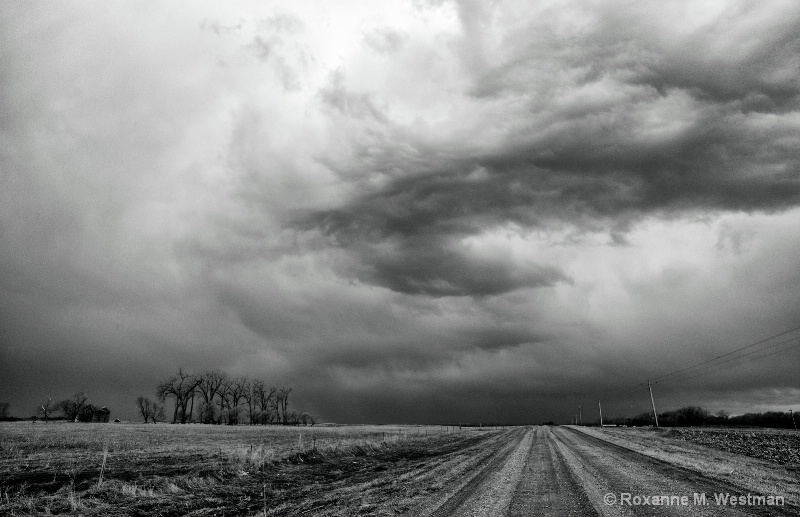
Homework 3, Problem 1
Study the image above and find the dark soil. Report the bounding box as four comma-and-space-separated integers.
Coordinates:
665, 428, 800, 465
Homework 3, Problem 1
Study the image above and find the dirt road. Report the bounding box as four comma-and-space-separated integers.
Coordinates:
421, 426, 799, 516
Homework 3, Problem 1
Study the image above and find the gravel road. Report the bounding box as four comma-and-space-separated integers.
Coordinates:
422, 426, 799, 517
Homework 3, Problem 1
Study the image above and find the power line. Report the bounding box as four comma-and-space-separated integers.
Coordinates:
651, 325, 800, 384
594, 326, 800, 417
655, 334, 800, 387
600, 380, 654, 401
608, 326, 800, 398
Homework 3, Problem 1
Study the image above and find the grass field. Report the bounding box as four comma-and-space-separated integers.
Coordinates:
3, 423, 798, 515
0, 421, 498, 516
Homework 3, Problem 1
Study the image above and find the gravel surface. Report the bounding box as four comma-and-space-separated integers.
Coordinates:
413, 428, 525, 517
417, 426, 800, 516
455, 428, 533, 517
424, 428, 529, 517
507, 426, 596, 516
554, 427, 798, 517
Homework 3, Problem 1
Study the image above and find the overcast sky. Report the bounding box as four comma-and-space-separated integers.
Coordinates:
2, 0, 799, 424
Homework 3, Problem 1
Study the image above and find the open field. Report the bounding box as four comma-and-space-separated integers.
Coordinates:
1, 422, 799, 516
0, 421, 502, 516
664, 427, 800, 465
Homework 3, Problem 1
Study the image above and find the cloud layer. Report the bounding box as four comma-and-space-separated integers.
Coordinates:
1, 0, 799, 423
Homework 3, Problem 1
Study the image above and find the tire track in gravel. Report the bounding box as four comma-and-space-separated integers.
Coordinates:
507, 426, 597, 516
426, 427, 530, 517
553, 426, 800, 517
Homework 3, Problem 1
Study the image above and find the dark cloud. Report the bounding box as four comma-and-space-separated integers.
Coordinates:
486, 108, 800, 214
295, 163, 574, 296
2, 1, 800, 425
620, 6, 800, 111
298, 100, 799, 294
367, 235, 564, 297
357, 238, 568, 296
294, 2, 800, 302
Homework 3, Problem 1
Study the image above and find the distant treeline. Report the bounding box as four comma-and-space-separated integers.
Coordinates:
0, 367, 315, 426
0, 393, 110, 422
147, 368, 315, 426
605, 406, 798, 429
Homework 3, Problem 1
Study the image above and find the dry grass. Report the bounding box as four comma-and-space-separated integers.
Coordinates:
0, 421, 499, 516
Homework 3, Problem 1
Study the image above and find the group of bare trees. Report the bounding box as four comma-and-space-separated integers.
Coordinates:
30, 392, 108, 422
135, 396, 166, 423
152, 368, 314, 426
58, 392, 89, 421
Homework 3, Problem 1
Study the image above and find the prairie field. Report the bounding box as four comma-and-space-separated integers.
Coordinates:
2, 422, 799, 516
0, 421, 499, 516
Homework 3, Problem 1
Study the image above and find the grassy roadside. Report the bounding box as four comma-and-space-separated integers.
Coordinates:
570, 426, 800, 507
0, 422, 503, 516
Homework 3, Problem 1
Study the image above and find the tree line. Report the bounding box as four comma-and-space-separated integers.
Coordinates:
0, 392, 111, 422
605, 406, 798, 429
142, 367, 315, 426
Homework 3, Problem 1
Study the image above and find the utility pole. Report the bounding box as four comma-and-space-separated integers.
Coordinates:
791, 409, 797, 431
578, 405, 582, 426
598, 399, 603, 427
647, 380, 659, 428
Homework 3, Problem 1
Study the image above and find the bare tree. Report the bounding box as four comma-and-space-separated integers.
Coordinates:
151, 401, 166, 423
254, 383, 277, 425
299, 412, 316, 426
219, 376, 248, 425
0, 402, 10, 419
243, 380, 275, 425
58, 392, 89, 422
242, 379, 258, 424
137, 397, 166, 423
276, 386, 292, 425
197, 370, 227, 424
136, 396, 154, 423
286, 409, 301, 425
265, 385, 279, 424
188, 387, 196, 423
156, 368, 200, 423
37, 395, 56, 421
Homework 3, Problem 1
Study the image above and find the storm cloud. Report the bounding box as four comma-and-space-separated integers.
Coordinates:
1, 0, 799, 423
